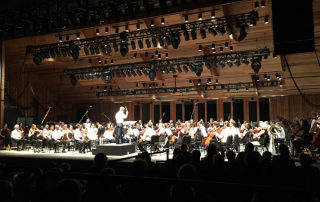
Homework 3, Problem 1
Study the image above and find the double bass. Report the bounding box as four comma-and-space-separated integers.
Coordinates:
203, 128, 215, 146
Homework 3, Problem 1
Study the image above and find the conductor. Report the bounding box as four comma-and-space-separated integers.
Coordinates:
115, 106, 128, 144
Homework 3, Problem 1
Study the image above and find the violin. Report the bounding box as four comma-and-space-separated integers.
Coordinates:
170, 128, 181, 144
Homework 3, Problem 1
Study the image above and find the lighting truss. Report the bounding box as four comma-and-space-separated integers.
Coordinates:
27, 10, 261, 62
96, 80, 280, 97
64, 47, 270, 81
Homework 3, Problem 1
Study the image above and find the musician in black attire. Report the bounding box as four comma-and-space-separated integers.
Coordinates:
290, 119, 310, 156
0, 123, 11, 148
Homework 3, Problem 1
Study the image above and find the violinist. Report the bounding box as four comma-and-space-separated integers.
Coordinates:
51, 125, 62, 153
216, 121, 229, 143
233, 122, 249, 152
132, 122, 142, 142
28, 124, 42, 152
290, 118, 309, 157
251, 121, 270, 148
138, 123, 156, 152
74, 124, 85, 153
11, 124, 22, 150
177, 123, 189, 145
103, 123, 115, 144
0, 123, 11, 148
42, 124, 50, 151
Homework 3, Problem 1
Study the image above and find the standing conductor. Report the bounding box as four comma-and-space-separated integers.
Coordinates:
115, 106, 128, 144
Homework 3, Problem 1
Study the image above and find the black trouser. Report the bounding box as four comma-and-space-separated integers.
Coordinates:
52, 140, 61, 152
11, 139, 22, 149
292, 138, 304, 153
137, 141, 150, 152
4, 136, 11, 147
233, 135, 249, 152
115, 123, 125, 144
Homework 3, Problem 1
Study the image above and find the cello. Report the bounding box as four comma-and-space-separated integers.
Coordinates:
203, 128, 215, 146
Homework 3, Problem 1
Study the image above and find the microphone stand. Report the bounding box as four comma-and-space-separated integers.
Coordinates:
41, 106, 52, 125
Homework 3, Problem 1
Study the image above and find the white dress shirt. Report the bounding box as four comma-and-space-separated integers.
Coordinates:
104, 130, 115, 140
189, 127, 198, 139
74, 129, 83, 141
199, 125, 208, 138
42, 129, 50, 139
142, 128, 156, 141
88, 128, 98, 140
115, 110, 128, 124
11, 129, 21, 140
51, 129, 62, 141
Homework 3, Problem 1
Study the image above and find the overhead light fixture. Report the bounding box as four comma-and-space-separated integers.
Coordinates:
230, 46, 233, 51
104, 60, 107, 64
136, 24, 140, 31
254, 1, 259, 8
96, 29, 100, 35
211, 11, 215, 19
227, 59, 233, 67
198, 45, 202, 51
177, 64, 182, 72
152, 37, 157, 47
58, 36, 62, 43
166, 53, 169, 59
115, 27, 119, 34
226, 24, 232, 36
200, 28, 206, 39
225, 42, 229, 48
216, 25, 225, 35
145, 38, 151, 48
158, 53, 161, 59
105, 71, 112, 83
84, 46, 89, 56
216, 79, 219, 84
267, 75, 270, 81
264, 16, 269, 24
220, 47, 223, 52
136, 69, 142, 76
264, 74, 267, 80
273, 52, 277, 59
219, 60, 225, 68
189, 79, 193, 84
279, 81, 283, 87
105, 44, 112, 53
251, 57, 261, 73
161, 17, 165, 24
133, 52, 137, 58
105, 27, 109, 33
76, 33, 80, 40
261, 0, 265, 8
131, 40, 136, 50
211, 43, 216, 50
183, 65, 189, 72
208, 27, 218, 36
150, 20, 154, 27
185, 15, 189, 23
184, 30, 190, 41
207, 78, 211, 84
138, 39, 143, 49
113, 41, 118, 52
148, 63, 156, 81
198, 13, 202, 21
125, 25, 129, 32
197, 79, 201, 85
191, 29, 197, 40
111, 59, 114, 64
241, 57, 249, 65
234, 58, 240, 66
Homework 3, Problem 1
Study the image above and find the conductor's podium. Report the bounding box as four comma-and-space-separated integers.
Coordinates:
92, 143, 136, 156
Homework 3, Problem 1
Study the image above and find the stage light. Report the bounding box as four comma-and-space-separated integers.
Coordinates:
261, 0, 265, 8
226, 24, 232, 36
131, 40, 136, 50
189, 80, 193, 84
146, 38, 151, 48
251, 57, 261, 73
66, 35, 70, 41
219, 60, 226, 68
115, 27, 119, 34
234, 58, 240, 66
191, 29, 197, 40
208, 27, 218, 36
220, 47, 223, 52
158, 37, 164, 46
131, 69, 137, 77
70, 75, 77, 86
94, 45, 100, 54
133, 52, 137, 58
246, 87, 249, 91
225, 42, 229, 48
212, 59, 218, 68
204, 57, 211, 69
171, 32, 180, 49
83, 47, 89, 56
105, 44, 112, 53
76, 33, 80, 40
165, 35, 171, 45
177, 64, 182, 72
49, 49, 55, 58
254, 1, 259, 8
166, 53, 169, 59
250, 17, 256, 26
88, 58, 92, 63
61, 48, 67, 57
162, 82, 165, 87
230, 46, 233, 51
198, 13, 202, 21
211, 11, 215, 19
104, 60, 107, 65
105, 71, 112, 83
280, 81, 283, 87
189, 65, 195, 72
113, 41, 118, 52
97, 57, 102, 64
161, 17, 165, 24
241, 57, 249, 65
264, 74, 267, 80
183, 65, 189, 72
237, 25, 247, 41
55, 48, 61, 57
185, 15, 189, 23
211, 43, 215, 50
33, 54, 42, 65
184, 30, 190, 41
148, 63, 156, 81
227, 59, 233, 67
136, 83, 139, 87
105, 27, 109, 33
125, 25, 129, 32
136, 24, 140, 31
142, 69, 148, 76
216, 25, 225, 35
151, 20, 154, 27
136, 69, 142, 76
120, 71, 126, 77
152, 37, 157, 47
158, 53, 161, 59
145, 52, 149, 57
216, 79, 219, 84
264, 16, 269, 24
207, 78, 211, 84
96, 29, 100, 35
198, 45, 202, 51
151, 55, 154, 60
120, 42, 129, 56
195, 65, 203, 76
267, 75, 270, 81
89, 46, 95, 55
111, 59, 114, 64
138, 39, 143, 49
126, 70, 132, 77
273, 52, 277, 59
101, 45, 107, 54
197, 79, 201, 85
58, 36, 62, 43
200, 28, 206, 39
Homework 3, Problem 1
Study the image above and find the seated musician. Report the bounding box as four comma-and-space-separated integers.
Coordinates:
138, 123, 156, 152
177, 123, 189, 146
42, 124, 51, 151
74, 124, 85, 153
60, 125, 69, 153
87, 124, 98, 150
28, 124, 42, 152
251, 121, 270, 147
81, 124, 90, 152
132, 122, 142, 142
96, 123, 105, 144
290, 118, 309, 156
103, 123, 115, 144
198, 120, 208, 139
11, 124, 22, 150
216, 121, 231, 144
310, 117, 320, 152
51, 125, 62, 153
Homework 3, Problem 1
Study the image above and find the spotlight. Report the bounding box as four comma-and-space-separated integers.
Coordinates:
105, 27, 109, 33
216, 79, 219, 84
96, 29, 100, 35
189, 80, 193, 84
136, 69, 142, 76
227, 59, 233, 67
97, 57, 102, 64
171, 32, 181, 49
104, 60, 107, 64
261, 0, 265, 8
216, 25, 225, 35
220, 47, 223, 52
152, 37, 157, 47
55, 48, 61, 57
84, 46, 89, 56
254, 1, 259, 8
49, 49, 55, 58
230, 46, 233, 51
251, 57, 261, 73
278, 75, 282, 80
126, 70, 132, 77
211, 11, 215, 19
191, 29, 197, 40
106, 44, 112, 53
225, 42, 229, 48
207, 78, 211, 84
105, 71, 112, 83
197, 79, 201, 85
183, 65, 189, 72
113, 41, 118, 52
33, 54, 42, 65
120, 71, 126, 77
184, 30, 190, 41
195, 65, 203, 76
138, 39, 143, 49
198, 29, 206, 40
198, 13, 202, 21
146, 39, 151, 48
212, 59, 218, 68
234, 58, 240, 66
70, 75, 77, 86
250, 17, 256, 26
148, 63, 156, 81
237, 25, 247, 41
177, 64, 182, 72
131, 69, 137, 77
211, 43, 215, 50
115, 71, 121, 78
88, 58, 92, 63
94, 46, 100, 54
89, 46, 95, 55
161, 17, 165, 24
133, 52, 137, 58
198, 45, 202, 51
280, 81, 283, 87
165, 35, 171, 45
115, 27, 119, 34
136, 83, 138, 87
166, 53, 169, 59
246, 87, 249, 91
58, 36, 62, 43
241, 57, 249, 65
158, 37, 164, 46
76, 33, 80, 40
264, 16, 269, 24
101, 45, 107, 54
189, 65, 195, 72
219, 60, 226, 68
145, 52, 149, 57
158, 54, 161, 59
136, 24, 140, 31
273, 52, 277, 58
150, 20, 154, 27
125, 25, 129, 32
61, 48, 67, 57
111, 59, 114, 64
142, 68, 148, 76
267, 75, 270, 81
131, 40, 136, 50
120, 42, 129, 56
185, 15, 189, 23
151, 55, 154, 60
208, 27, 218, 36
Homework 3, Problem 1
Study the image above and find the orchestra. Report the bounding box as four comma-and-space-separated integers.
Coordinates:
1, 107, 319, 158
